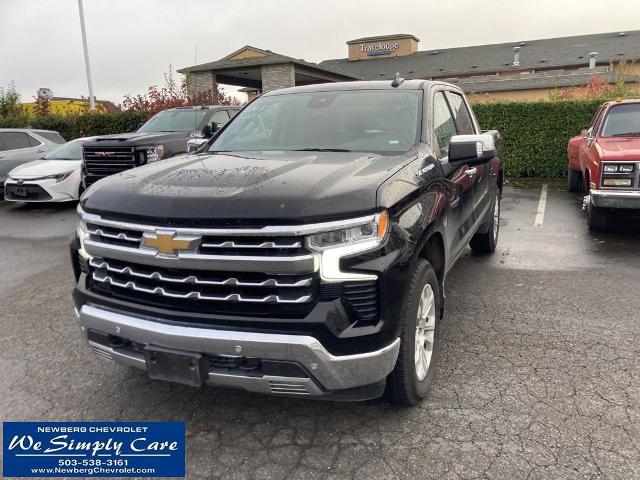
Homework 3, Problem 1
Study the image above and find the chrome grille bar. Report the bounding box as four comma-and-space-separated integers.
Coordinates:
92, 271, 311, 304
201, 240, 302, 249
78, 205, 374, 237
87, 227, 142, 242
90, 258, 312, 288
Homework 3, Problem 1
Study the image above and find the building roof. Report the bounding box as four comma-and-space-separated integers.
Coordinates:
178, 46, 357, 80
347, 33, 420, 44
458, 70, 640, 94
320, 30, 640, 82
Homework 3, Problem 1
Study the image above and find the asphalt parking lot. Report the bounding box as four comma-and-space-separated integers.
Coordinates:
0, 185, 639, 480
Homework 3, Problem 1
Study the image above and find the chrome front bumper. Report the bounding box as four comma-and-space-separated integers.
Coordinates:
590, 190, 640, 209
78, 305, 400, 398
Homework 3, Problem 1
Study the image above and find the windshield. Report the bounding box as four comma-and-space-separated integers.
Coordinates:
138, 109, 208, 133
43, 138, 84, 160
209, 90, 422, 154
601, 104, 640, 137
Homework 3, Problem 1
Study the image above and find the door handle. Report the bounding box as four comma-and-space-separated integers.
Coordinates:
465, 167, 478, 177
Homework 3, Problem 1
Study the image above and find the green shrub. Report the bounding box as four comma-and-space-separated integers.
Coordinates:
0, 111, 148, 141
474, 100, 602, 178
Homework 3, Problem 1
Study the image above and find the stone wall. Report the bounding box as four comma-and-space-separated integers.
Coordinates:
261, 64, 295, 92
188, 71, 218, 99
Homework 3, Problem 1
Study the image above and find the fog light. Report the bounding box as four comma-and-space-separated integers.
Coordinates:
603, 178, 632, 186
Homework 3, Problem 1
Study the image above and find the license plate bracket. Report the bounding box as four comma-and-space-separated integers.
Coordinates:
144, 346, 207, 387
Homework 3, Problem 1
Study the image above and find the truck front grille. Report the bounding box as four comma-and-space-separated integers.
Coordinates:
83, 146, 138, 185
88, 257, 317, 316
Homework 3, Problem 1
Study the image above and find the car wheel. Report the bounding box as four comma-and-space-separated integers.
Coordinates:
386, 258, 440, 406
587, 201, 608, 231
567, 168, 583, 193
470, 189, 501, 254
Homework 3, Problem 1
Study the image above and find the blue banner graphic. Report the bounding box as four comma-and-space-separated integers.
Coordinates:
3, 422, 185, 477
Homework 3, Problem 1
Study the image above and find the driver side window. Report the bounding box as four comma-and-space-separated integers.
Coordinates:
432, 92, 457, 158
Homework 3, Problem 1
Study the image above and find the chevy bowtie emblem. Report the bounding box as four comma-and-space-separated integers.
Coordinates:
141, 231, 201, 255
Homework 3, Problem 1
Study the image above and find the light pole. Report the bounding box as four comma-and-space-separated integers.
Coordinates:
77, 0, 96, 111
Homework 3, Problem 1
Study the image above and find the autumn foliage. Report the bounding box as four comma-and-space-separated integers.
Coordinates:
120, 66, 241, 118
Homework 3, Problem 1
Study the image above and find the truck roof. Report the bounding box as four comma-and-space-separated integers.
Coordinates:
263, 79, 450, 96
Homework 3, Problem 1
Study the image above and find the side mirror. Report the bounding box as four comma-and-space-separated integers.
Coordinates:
136, 122, 144, 130
580, 128, 588, 137
211, 122, 221, 134
202, 125, 213, 138
448, 134, 497, 165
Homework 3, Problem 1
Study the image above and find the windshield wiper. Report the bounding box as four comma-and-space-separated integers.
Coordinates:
293, 148, 352, 152
611, 132, 640, 137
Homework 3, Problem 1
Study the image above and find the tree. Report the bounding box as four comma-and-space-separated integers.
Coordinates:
0, 81, 22, 116
120, 65, 241, 117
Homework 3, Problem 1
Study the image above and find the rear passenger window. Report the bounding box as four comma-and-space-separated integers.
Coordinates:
432, 92, 457, 157
37, 131, 66, 144
0, 132, 31, 150
27, 135, 42, 147
445, 92, 475, 135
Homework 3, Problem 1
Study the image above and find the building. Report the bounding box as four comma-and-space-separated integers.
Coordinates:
20, 88, 118, 116
180, 30, 640, 103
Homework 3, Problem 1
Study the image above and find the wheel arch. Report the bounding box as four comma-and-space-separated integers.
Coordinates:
418, 232, 446, 319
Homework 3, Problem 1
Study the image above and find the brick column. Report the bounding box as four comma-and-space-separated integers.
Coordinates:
261, 64, 295, 92
188, 71, 219, 102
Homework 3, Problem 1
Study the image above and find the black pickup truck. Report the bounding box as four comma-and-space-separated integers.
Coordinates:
81, 105, 239, 188
71, 80, 503, 405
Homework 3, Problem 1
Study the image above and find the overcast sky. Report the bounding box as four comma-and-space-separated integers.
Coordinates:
1, 0, 639, 104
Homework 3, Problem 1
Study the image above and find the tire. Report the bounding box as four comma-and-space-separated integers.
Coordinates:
470, 189, 500, 254
587, 202, 608, 231
567, 168, 583, 193
386, 258, 441, 406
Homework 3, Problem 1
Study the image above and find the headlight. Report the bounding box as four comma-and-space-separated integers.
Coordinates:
307, 211, 389, 282
49, 170, 74, 183
603, 165, 618, 173
76, 219, 91, 260
146, 145, 165, 162
619, 164, 635, 173
190, 131, 205, 138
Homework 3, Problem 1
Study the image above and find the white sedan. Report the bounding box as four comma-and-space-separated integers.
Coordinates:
4, 137, 93, 202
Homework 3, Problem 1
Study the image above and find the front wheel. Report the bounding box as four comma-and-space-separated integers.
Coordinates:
470, 189, 501, 254
386, 259, 441, 406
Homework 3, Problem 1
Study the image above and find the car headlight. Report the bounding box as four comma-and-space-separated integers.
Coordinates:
190, 131, 205, 138
603, 163, 635, 173
76, 219, 91, 260
307, 211, 389, 282
619, 164, 635, 173
603, 164, 618, 173
48, 170, 75, 183
146, 145, 165, 162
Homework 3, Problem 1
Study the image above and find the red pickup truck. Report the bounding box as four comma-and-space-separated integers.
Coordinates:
567, 99, 640, 230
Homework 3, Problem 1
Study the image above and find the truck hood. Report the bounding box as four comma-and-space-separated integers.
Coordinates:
84, 131, 188, 146
597, 137, 640, 161
82, 150, 414, 223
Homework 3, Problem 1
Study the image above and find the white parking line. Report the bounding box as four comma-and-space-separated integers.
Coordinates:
534, 184, 548, 227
